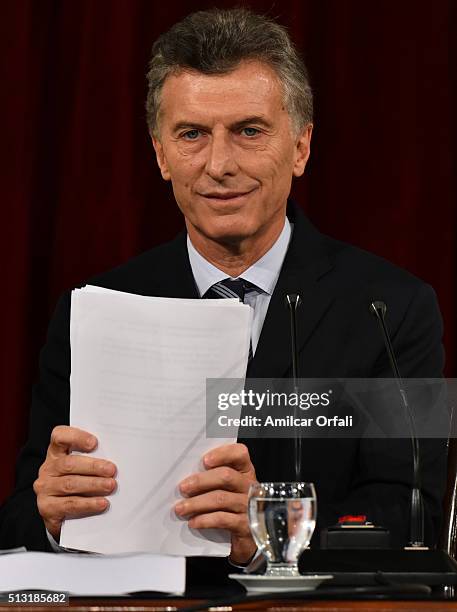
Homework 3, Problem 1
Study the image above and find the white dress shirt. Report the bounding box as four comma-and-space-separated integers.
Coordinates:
187, 218, 292, 354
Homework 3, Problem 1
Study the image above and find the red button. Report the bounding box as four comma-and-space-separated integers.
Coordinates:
338, 514, 367, 524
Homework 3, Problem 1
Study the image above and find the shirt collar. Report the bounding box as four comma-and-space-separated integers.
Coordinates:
187, 218, 292, 297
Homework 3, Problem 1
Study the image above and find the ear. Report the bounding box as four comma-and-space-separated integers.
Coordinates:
292, 124, 313, 177
151, 136, 171, 181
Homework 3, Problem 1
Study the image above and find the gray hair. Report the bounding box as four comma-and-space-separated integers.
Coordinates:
146, 8, 313, 137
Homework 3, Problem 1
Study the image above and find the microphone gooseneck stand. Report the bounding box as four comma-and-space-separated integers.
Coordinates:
369, 300, 425, 548
285, 293, 302, 482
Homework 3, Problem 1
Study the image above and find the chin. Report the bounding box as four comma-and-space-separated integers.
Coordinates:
201, 218, 258, 244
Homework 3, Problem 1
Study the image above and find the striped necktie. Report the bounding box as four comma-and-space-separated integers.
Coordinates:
204, 278, 258, 361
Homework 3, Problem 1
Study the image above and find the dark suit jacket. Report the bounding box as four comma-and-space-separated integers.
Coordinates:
0, 203, 447, 578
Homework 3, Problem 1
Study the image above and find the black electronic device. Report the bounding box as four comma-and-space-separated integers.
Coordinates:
321, 515, 391, 549
298, 548, 457, 587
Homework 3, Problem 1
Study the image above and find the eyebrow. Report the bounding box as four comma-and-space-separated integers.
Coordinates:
172, 115, 273, 133
231, 116, 273, 130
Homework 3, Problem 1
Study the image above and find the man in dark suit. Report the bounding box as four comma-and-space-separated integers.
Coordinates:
0, 7, 447, 568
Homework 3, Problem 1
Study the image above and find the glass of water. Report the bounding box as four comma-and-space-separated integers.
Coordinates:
248, 482, 317, 577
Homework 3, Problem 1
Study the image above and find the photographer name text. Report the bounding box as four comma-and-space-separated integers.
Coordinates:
217, 415, 353, 428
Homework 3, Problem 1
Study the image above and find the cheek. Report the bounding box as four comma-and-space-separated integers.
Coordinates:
241, 145, 294, 182
168, 167, 195, 192
171, 156, 202, 185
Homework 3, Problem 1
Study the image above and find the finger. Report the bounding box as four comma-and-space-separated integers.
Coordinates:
48, 426, 97, 456
188, 511, 251, 537
175, 490, 247, 517
39, 475, 117, 497
203, 443, 254, 473
179, 466, 247, 497
38, 495, 109, 524
53, 455, 117, 478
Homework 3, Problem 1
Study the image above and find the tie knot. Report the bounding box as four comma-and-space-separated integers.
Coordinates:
205, 278, 258, 302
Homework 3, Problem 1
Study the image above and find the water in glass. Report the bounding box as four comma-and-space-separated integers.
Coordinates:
248, 482, 316, 577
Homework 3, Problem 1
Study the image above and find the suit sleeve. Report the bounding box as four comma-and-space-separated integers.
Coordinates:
0, 293, 72, 551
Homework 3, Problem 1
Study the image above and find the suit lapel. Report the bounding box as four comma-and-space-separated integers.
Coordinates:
248, 204, 335, 379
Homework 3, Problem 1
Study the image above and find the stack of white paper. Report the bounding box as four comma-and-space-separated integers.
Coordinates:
0, 552, 185, 595
61, 285, 252, 556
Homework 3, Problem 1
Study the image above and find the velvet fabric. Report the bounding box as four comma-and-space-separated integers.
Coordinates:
1, 0, 455, 503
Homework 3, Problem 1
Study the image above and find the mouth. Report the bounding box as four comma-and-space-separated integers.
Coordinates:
199, 188, 257, 202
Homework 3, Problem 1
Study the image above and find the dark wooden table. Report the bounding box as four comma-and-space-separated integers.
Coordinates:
2, 598, 457, 611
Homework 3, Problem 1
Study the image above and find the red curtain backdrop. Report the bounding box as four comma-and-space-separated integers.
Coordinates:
1, 0, 456, 502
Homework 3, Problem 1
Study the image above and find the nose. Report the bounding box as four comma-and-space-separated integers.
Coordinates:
205, 127, 238, 180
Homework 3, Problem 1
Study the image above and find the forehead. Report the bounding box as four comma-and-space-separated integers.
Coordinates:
159, 60, 287, 126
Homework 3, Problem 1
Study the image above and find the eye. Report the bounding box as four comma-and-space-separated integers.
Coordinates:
241, 127, 260, 137
182, 129, 201, 140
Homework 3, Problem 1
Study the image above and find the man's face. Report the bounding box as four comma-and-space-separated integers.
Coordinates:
152, 60, 312, 248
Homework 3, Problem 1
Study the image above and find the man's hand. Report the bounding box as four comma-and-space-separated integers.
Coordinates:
33, 426, 117, 541
175, 443, 257, 564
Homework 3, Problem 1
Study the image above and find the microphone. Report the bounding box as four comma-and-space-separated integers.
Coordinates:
285, 293, 302, 481
369, 300, 425, 548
